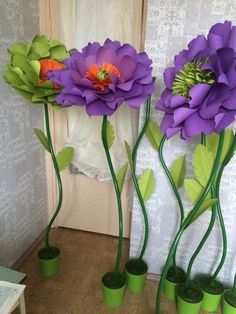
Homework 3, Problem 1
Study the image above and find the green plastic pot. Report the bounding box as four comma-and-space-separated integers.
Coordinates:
37, 246, 60, 277
223, 290, 236, 314
198, 277, 224, 312
164, 266, 186, 301
177, 282, 203, 314
101, 272, 126, 307
125, 259, 148, 292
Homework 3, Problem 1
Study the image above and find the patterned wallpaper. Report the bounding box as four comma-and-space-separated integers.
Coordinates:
130, 0, 236, 285
0, 0, 48, 267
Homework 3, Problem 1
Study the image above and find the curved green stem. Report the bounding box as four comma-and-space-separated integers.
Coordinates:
130, 95, 151, 260
211, 134, 236, 282
159, 135, 184, 269
233, 274, 236, 296
184, 133, 217, 288
102, 115, 123, 274
44, 103, 63, 254
156, 130, 225, 314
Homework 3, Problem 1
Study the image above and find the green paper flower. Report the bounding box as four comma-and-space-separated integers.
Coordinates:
3, 35, 69, 108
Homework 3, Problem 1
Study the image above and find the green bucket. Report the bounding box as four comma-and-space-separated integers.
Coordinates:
223, 290, 236, 314
177, 282, 203, 314
199, 277, 224, 312
101, 272, 126, 307
38, 246, 60, 277
177, 295, 202, 314
125, 259, 148, 292
164, 266, 186, 301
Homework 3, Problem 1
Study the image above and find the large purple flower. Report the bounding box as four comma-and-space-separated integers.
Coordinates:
47, 39, 155, 116
156, 21, 236, 140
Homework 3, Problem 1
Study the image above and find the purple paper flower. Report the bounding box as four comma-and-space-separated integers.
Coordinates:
47, 39, 155, 116
156, 21, 236, 140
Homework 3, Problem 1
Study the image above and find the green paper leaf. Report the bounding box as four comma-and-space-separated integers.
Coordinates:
193, 144, 214, 186
145, 121, 162, 151
29, 60, 40, 76
117, 163, 128, 193
206, 129, 234, 163
30, 42, 50, 58
184, 178, 210, 204
124, 140, 133, 167
188, 198, 218, 224
12, 54, 38, 84
9, 43, 31, 57
169, 155, 186, 189
138, 169, 155, 202
33, 128, 49, 152
106, 120, 115, 149
49, 45, 69, 61
3, 66, 25, 86
56, 147, 74, 172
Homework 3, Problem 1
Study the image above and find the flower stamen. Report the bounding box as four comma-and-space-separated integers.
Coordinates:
172, 59, 215, 99
86, 62, 120, 90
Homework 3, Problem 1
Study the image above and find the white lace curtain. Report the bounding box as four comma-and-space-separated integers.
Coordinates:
57, 0, 147, 180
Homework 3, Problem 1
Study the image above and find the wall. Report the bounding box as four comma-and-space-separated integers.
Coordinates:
130, 0, 236, 285
0, 0, 48, 267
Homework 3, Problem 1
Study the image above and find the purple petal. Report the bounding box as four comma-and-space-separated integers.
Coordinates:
228, 26, 236, 50
117, 81, 134, 91
215, 111, 236, 132
96, 47, 116, 66
170, 95, 187, 108
173, 107, 197, 125
116, 44, 136, 57
189, 83, 212, 108
217, 47, 234, 73
184, 112, 215, 137
208, 21, 231, 51
82, 42, 101, 56
118, 56, 136, 81
164, 68, 175, 89
126, 95, 148, 108
222, 88, 236, 109
166, 127, 182, 138
187, 35, 208, 61
160, 113, 174, 133
86, 99, 114, 116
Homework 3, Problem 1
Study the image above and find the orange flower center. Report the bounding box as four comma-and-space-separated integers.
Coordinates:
39, 58, 64, 89
86, 63, 120, 90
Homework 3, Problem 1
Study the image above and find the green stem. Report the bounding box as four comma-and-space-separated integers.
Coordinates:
233, 274, 236, 296
184, 133, 217, 288
102, 115, 123, 274
130, 95, 151, 260
211, 134, 236, 282
44, 103, 63, 254
156, 130, 225, 314
159, 135, 184, 269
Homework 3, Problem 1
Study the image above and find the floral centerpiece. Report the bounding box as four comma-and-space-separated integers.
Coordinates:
154, 21, 236, 314
4, 35, 74, 277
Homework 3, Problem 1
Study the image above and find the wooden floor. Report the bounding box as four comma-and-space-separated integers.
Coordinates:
13, 228, 221, 314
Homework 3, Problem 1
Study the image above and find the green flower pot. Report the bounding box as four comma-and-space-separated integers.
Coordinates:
37, 246, 60, 277
177, 282, 203, 314
164, 266, 186, 301
198, 277, 224, 312
223, 289, 236, 314
102, 272, 126, 307
125, 259, 148, 292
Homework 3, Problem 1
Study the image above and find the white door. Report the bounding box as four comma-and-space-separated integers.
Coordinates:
41, 0, 147, 237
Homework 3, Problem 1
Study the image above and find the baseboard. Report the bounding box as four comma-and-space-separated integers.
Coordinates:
12, 229, 45, 270
147, 272, 160, 281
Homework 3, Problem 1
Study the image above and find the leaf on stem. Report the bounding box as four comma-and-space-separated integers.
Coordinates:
145, 120, 162, 151
138, 169, 155, 202
124, 140, 133, 167
206, 129, 234, 163
169, 155, 186, 189
106, 119, 115, 149
117, 163, 128, 193
184, 178, 210, 203
188, 198, 218, 225
33, 128, 50, 152
56, 147, 74, 172
193, 144, 214, 186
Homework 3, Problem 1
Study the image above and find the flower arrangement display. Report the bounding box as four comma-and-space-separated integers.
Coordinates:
4, 35, 74, 277
154, 21, 236, 314
47, 38, 155, 306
